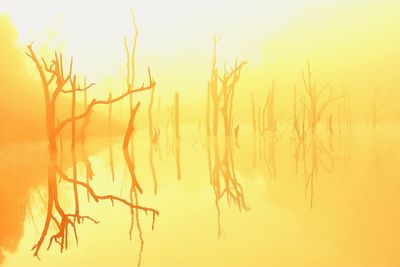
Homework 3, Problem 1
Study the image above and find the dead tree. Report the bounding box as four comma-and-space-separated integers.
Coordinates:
124, 10, 158, 197
293, 87, 307, 176
122, 102, 148, 266
264, 81, 276, 132
260, 81, 277, 179
155, 96, 162, 160
206, 87, 213, 184
300, 62, 348, 207
302, 61, 343, 134
251, 92, 257, 167
124, 10, 139, 165
26, 43, 158, 260
124, 10, 138, 111
206, 36, 247, 236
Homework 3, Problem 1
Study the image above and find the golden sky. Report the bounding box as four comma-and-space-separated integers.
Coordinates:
1, 0, 400, 122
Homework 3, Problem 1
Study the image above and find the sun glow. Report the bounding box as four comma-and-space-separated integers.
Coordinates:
1, 0, 305, 83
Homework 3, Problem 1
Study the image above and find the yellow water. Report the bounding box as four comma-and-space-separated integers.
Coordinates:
1, 124, 400, 267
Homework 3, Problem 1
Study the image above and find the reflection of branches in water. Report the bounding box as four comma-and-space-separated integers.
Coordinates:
263, 132, 277, 179
123, 103, 149, 266
303, 133, 346, 208
56, 165, 158, 258
27, 202, 39, 234
206, 36, 248, 236
373, 130, 382, 168
304, 135, 316, 208
26, 42, 157, 261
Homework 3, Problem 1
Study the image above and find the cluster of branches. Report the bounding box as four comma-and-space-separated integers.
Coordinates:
205, 36, 248, 236
291, 61, 350, 207
26, 28, 158, 260
251, 82, 278, 179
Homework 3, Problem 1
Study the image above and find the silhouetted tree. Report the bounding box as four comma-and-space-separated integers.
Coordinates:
26, 41, 158, 260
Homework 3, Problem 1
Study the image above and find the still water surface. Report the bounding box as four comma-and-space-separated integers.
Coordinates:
1, 124, 399, 267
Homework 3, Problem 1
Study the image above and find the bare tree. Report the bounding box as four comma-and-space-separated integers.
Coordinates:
206, 36, 248, 236
26, 42, 158, 260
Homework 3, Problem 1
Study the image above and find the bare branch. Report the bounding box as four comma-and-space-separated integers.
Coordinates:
55, 80, 156, 135
123, 102, 144, 194
317, 95, 344, 123
61, 82, 95, 93
55, 165, 159, 215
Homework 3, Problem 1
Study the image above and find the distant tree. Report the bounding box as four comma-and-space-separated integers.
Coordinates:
205, 36, 248, 236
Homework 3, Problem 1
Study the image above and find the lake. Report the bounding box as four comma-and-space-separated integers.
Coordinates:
1, 123, 399, 267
